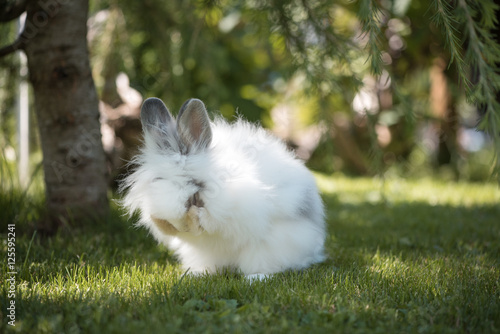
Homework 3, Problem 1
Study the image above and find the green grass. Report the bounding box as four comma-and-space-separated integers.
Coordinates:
1, 175, 500, 333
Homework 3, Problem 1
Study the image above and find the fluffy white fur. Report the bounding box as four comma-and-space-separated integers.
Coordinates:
121, 98, 326, 275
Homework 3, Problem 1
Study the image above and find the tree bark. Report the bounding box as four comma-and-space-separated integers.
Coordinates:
430, 57, 459, 174
23, 0, 108, 230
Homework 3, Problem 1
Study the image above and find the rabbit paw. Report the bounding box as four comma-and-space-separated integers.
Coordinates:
150, 206, 205, 236
150, 216, 179, 236
185, 206, 205, 236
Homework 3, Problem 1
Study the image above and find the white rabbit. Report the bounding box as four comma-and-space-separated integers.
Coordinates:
120, 97, 326, 276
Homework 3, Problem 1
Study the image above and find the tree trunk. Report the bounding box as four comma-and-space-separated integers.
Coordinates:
23, 0, 108, 230
430, 57, 459, 175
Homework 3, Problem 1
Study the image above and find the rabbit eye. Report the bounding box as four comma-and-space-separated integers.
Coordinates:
152, 177, 164, 182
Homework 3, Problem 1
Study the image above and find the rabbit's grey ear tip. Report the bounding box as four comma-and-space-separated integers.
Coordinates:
141, 98, 171, 119
188, 99, 207, 112
183, 98, 205, 106
178, 98, 206, 117
142, 97, 165, 110
190, 98, 204, 105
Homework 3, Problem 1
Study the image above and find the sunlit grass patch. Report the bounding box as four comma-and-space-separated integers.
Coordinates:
315, 173, 500, 206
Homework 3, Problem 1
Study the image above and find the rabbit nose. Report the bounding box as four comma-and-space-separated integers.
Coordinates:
186, 191, 204, 209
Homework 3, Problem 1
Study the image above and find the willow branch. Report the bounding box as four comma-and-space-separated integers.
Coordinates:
0, 38, 24, 58
0, 0, 27, 22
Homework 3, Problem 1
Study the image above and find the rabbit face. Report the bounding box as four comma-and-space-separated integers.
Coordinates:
146, 176, 206, 235
123, 97, 215, 236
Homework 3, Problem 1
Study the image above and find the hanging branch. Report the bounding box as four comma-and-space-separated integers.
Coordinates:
457, 0, 500, 179
458, 0, 500, 122
431, 0, 470, 87
357, 0, 384, 76
0, 0, 27, 22
0, 0, 28, 57
0, 37, 24, 58
432, 0, 500, 179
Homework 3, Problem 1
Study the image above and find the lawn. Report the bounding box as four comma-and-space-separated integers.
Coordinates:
1, 174, 500, 333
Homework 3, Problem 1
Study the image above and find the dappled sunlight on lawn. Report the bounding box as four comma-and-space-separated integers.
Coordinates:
3, 174, 499, 333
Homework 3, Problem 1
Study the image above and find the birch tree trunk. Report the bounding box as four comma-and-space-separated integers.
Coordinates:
23, 0, 108, 230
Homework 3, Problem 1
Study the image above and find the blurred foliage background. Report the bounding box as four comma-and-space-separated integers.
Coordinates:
1, 0, 499, 188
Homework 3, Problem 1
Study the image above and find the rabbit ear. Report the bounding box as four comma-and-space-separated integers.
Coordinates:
177, 99, 212, 152
141, 97, 173, 131
140, 97, 176, 149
